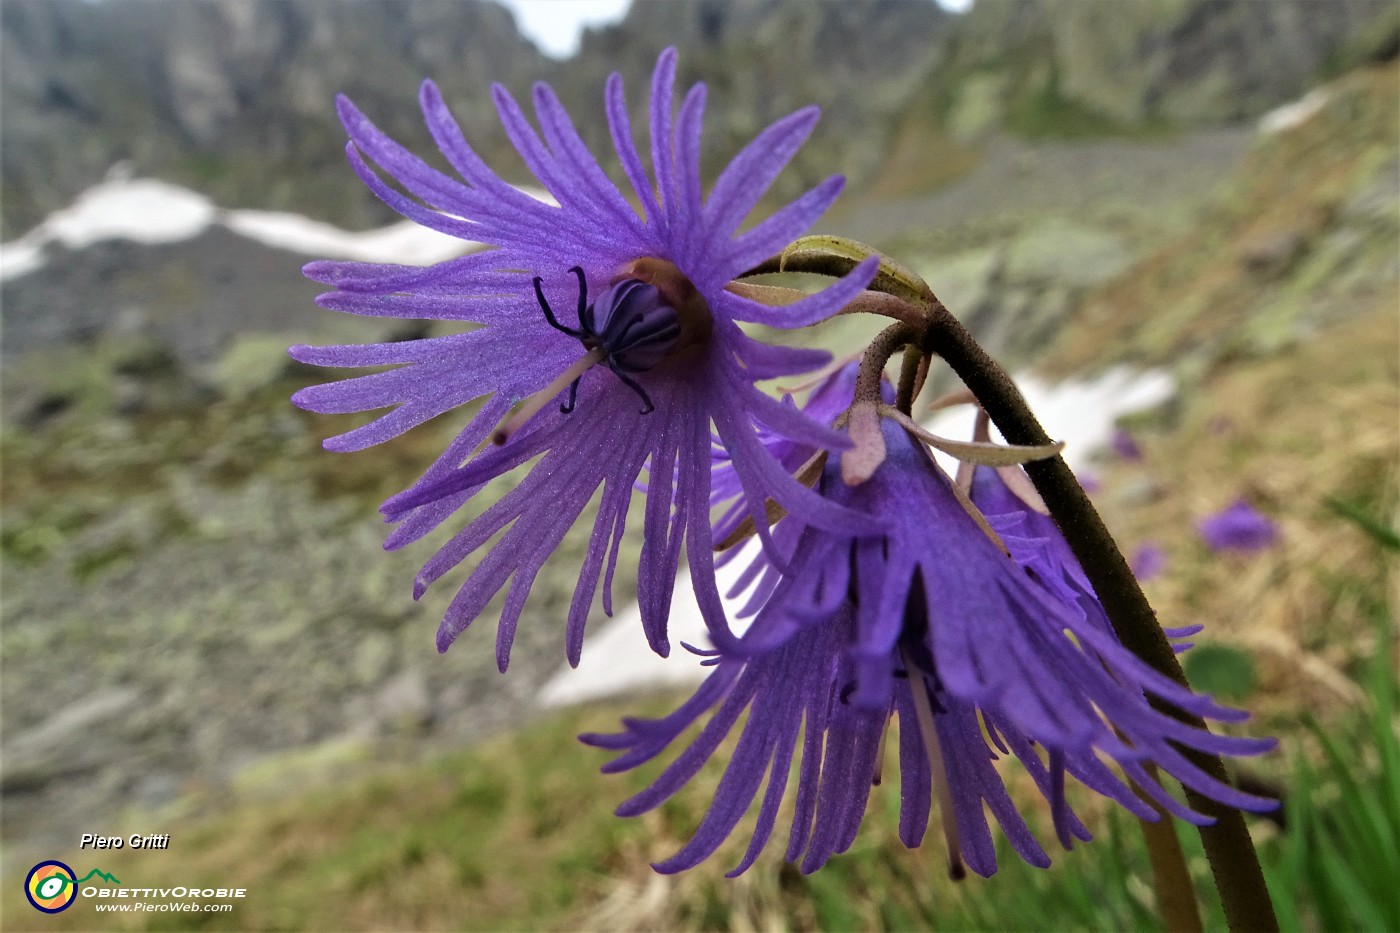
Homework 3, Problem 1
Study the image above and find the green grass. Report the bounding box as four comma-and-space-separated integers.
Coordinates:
1262, 506, 1400, 932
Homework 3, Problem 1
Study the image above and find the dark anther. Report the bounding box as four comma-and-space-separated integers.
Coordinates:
609, 367, 656, 415
534, 275, 583, 339
533, 268, 680, 417
560, 377, 581, 414
570, 265, 588, 324
838, 681, 856, 705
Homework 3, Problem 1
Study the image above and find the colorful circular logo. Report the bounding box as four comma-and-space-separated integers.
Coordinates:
26, 860, 78, 913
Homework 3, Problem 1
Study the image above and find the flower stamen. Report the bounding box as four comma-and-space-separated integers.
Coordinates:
902, 643, 967, 881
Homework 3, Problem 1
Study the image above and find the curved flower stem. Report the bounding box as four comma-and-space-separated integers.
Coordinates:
749, 248, 1278, 933
855, 323, 915, 405
923, 303, 1278, 933
897, 345, 924, 413
843, 323, 916, 485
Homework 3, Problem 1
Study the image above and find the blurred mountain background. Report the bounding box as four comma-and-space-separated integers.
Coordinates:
3, 0, 1393, 238
3, 0, 1397, 929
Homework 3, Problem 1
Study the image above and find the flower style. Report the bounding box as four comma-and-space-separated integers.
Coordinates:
1198, 499, 1280, 553
290, 49, 877, 668
585, 419, 1275, 877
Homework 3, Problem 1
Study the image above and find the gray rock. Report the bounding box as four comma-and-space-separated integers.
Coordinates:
1, 686, 141, 790
374, 671, 433, 734
1005, 219, 1131, 289
1239, 229, 1308, 278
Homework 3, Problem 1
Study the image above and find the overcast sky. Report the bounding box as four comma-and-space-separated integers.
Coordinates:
492, 0, 974, 60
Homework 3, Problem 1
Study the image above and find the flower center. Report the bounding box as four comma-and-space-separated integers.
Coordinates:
534, 266, 682, 416
492, 261, 710, 446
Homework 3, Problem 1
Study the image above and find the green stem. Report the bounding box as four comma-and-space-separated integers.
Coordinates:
1136, 764, 1206, 933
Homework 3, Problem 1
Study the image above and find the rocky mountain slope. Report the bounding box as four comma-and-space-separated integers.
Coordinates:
0, 0, 546, 238
4, 0, 1395, 239
0, 0, 950, 238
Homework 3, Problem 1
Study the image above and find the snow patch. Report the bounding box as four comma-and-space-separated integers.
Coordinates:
0, 174, 557, 282
924, 366, 1175, 473
538, 541, 761, 709
1258, 88, 1330, 136
222, 211, 471, 265
0, 177, 218, 281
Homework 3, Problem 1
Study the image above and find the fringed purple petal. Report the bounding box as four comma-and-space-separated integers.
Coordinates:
729, 327, 832, 379
604, 72, 662, 224
418, 79, 542, 206
720, 175, 847, 276
702, 106, 820, 246
532, 82, 649, 243
336, 94, 480, 217
661, 82, 707, 263
649, 48, 679, 231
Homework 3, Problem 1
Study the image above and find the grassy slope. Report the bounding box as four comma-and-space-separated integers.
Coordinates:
1048, 63, 1399, 374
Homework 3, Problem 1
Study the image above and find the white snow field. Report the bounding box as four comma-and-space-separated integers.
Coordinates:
0, 171, 569, 282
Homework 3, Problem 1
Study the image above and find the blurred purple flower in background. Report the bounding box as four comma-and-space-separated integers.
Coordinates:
586, 422, 1274, 877
290, 49, 876, 668
1131, 542, 1168, 581
1111, 426, 1143, 462
1198, 500, 1280, 553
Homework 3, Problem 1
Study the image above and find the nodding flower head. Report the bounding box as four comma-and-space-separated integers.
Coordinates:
587, 418, 1275, 878
289, 48, 876, 670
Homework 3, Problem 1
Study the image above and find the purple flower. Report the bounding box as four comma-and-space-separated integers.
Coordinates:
1111, 426, 1143, 462
1131, 542, 1168, 581
1198, 500, 1279, 553
586, 422, 1274, 877
290, 49, 876, 668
